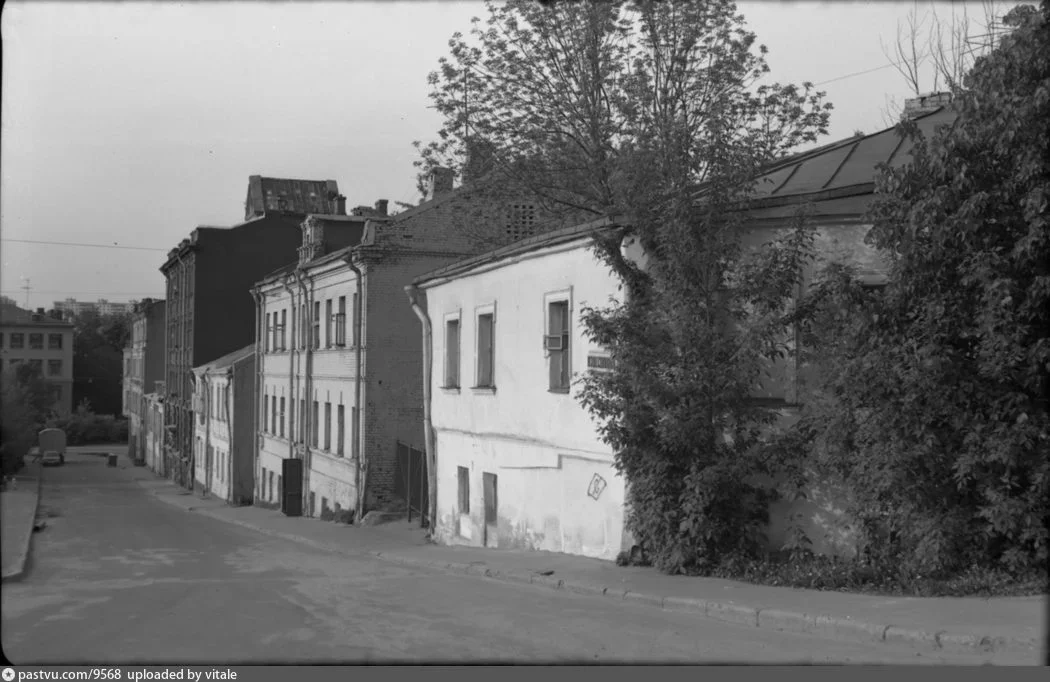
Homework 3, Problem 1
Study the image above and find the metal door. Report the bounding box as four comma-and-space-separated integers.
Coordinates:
281, 458, 303, 517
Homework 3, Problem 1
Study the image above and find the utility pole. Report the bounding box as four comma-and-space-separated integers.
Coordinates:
20, 278, 31, 309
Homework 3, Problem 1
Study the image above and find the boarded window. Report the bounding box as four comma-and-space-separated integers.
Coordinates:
445, 319, 460, 388
547, 300, 570, 390
476, 313, 494, 388
337, 405, 345, 456
457, 466, 470, 514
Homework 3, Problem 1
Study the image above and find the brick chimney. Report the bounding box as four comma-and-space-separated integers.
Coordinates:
425, 167, 455, 202
375, 199, 388, 217
902, 92, 953, 120
335, 194, 347, 216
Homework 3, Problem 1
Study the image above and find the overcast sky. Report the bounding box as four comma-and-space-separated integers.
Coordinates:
0, 1, 1018, 311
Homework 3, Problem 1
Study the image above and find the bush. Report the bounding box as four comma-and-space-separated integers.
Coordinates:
46, 404, 128, 446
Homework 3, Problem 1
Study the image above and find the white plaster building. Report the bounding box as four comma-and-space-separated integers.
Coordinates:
410, 218, 631, 561
192, 345, 255, 504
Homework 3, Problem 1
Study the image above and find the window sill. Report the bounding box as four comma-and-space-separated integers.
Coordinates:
548, 387, 571, 394
440, 386, 461, 393
471, 386, 496, 395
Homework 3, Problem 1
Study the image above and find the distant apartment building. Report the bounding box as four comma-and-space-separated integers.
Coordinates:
122, 298, 167, 464
0, 304, 75, 413
53, 297, 135, 320
159, 175, 355, 489
192, 345, 255, 504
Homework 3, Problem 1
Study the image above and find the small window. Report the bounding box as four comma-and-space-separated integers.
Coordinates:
29, 333, 43, 349
324, 402, 332, 451
337, 404, 345, 456
325, 299, 333, 348
312, 401, 320, 448
476, 313, 494, 388
312, 301, 321, 349
279, 397, 286, 438
48, 334, 62, 350
445, 318, 460, 388
271, 397, 277, 436
11, 333, 24, 349
547, 300, 571, 391
335, 296, 347, 347
263, 395, 269, 433
458, 466, 470, 514
48, 359, 62, 377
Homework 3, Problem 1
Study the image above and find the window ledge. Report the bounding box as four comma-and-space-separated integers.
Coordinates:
471, 386, 497, 395
440, 386, 461, 393
548, 387, 571, 395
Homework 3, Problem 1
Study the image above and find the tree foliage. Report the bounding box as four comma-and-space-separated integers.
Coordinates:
0, 365, 56, 475
71, 309, 130, 416
795, 2, 1048, 579
421, 0, 832, 573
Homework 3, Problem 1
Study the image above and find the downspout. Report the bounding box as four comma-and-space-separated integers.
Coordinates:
342, 253, 366, 521
404, 284, 437, 535
292, 269, 313, 511
280, 279, 297, 463
249, 287, 264, 502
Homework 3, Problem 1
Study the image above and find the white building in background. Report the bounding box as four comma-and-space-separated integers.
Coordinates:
53, 297, 136, 319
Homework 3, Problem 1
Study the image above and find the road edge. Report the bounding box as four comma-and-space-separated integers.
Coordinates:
0, 464, 43, 584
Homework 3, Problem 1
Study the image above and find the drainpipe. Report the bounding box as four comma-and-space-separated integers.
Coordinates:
292, 269, 313, 511
404, 284, 437, 535
280, 279, 297, 464
342, 253, 367, 522
249, 287, 264, 502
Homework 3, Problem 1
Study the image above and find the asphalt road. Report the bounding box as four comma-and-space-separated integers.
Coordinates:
0, 451, 1006, 665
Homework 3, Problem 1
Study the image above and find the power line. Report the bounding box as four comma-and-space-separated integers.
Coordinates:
0, 238, 168, 252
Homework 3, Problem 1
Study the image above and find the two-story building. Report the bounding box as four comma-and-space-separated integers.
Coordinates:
192, 345, 255, 504
123, 298, 166, 464
160, 175, 361, 489
408, 97, 957, 561
0, 304, 75, 414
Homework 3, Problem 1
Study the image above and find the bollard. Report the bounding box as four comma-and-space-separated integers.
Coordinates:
107, 454, 117, 467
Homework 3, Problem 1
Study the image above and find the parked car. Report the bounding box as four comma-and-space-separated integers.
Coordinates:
38, 428, 66, 467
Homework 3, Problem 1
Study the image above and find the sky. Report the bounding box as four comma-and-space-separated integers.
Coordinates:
0, 1, 1021, 311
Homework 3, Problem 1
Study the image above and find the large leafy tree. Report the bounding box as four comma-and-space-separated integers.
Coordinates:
421, 0, 831, 571
795, 2, 1048, 579
71, 309, 131, 416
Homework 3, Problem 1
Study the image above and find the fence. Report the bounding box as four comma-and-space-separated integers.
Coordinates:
394, 440, 429, 528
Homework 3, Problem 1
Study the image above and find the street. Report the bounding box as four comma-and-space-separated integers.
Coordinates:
0, 451, 1007, 665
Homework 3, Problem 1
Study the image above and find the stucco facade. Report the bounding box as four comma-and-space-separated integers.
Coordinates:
123, 299, 166, 464
414, 223, 630, 561
0, 305, 75, 414
192, 346, 255, 504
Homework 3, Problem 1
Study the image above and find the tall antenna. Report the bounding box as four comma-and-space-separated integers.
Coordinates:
20, 277, 31, 308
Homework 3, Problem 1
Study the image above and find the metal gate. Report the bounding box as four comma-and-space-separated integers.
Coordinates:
281, 458, 303, 517
394, 441, 429, 528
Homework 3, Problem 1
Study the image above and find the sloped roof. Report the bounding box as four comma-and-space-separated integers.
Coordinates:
193, 344, 254, 374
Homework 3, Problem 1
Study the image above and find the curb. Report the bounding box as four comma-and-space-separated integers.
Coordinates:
140, 480, 1039, 658
0, 465, 44, 584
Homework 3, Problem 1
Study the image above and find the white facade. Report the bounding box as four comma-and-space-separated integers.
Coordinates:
256, 256, 361, 517
417, 230, 631, 561
192, 346, 255, 504
144, 394, 165, 476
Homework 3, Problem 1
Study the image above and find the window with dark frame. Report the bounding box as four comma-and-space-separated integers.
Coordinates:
271, 397, 277, 436
279, 397, 286, 438
547, 300, 571, 391
264, 395, 269, 433
457, 466, 470, 514
324, 402, 332, 451
445, 318, 460, 388
29, 333, 43, 349
476, 313, 494, 388
313, 301, 321, 349
48, 334, 62, 350
335, 296, 347, 346
10, 333, 23, 349
337, 404, 345, 456
48, 359, 62, 377
325, 299, 333, 348
280, 309, 287, 350
312, 400, 320, 447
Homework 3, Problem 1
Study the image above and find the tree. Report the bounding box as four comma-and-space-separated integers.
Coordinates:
796, 2, 1047, 580
1, 365, 56, 475
71, 309, 130, 416
421, 0, 832, 571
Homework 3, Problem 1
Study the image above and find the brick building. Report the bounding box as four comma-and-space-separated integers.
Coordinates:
122, 298, 166, 464
252, 168, 547, 523
159, 176, 348, 489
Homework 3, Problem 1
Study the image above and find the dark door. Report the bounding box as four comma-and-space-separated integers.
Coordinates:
281, 458, 303, 517
483, 472, 498, 548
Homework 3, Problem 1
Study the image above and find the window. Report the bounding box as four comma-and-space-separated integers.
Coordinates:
325, 299, 333, 348
312, 401, 320, 447
48, 334, 62, 350
458, 466, 470, 514
29, 359, 43, 373
444, 318, 460, 388
10, 333, 24, 349
280, 309, 287, 350
299, 398, 306, 443
268, 471, 274, 502
337, 405, 345, 456
271, 397, 277, 436
29, 333, 43, 349
313, 301, 321, 349
476, 312, 494, 388
335, 296, 347, 346
265, 313, 272, 352
324, 402, 332, 451
264, 395, 269, 433
48, 359, 62, 377
351, 406, 359, 457
279, 397, 286, 438
352, 293, 360, 346
547, 300, 571, 391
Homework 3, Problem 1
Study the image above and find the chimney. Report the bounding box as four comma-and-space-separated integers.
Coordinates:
375, 199, 388, 216
425, 167, 455, 202
36, 307, 45, 315
902, 92, 953, 121
335, 194, 347, 216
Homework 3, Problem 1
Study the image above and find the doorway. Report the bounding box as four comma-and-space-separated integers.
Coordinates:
483, 472, 498, 548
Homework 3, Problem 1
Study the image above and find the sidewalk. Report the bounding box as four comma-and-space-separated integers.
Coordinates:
1, 460, 43, 582
129, 466, 1046, 661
